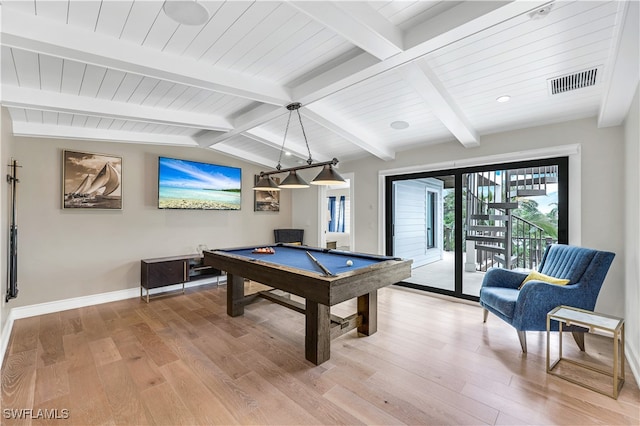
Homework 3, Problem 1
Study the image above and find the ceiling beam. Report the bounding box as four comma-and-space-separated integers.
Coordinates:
196, 104, 285, 147
302, 107, 395, 161
2, 86, 231, 131
398, 60, 479, 148
210, 144, 277, 169
403, 1, 543, 51
12, 122, 198, 146
294, 52, 380, 106
244, 128, 332, 163
289, 1, 548, 153
598, 0, 639, 127
1, 9, 291, 105
294, 1, 552, 104
289, 1, 403, 60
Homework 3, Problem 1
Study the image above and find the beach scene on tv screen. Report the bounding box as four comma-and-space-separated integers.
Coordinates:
158, 157, 241, 210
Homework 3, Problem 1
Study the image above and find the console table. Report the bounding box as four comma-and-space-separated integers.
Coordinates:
546, 305, 625, 399
140, 254, 222, 302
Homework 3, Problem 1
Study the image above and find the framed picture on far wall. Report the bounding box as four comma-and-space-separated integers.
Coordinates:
254, 176, 280, 212
63, 150, 122, 209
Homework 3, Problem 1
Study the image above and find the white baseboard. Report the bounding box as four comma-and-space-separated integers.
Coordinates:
1, 276, 225, 367
0, 315, 15, 368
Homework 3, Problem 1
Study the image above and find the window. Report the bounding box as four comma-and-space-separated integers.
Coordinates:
427, 191, 436, 249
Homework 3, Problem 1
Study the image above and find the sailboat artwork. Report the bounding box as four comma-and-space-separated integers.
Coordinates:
63, 150, 122, 209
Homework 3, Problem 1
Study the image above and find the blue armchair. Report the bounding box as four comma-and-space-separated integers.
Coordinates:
479, 244, 615, 352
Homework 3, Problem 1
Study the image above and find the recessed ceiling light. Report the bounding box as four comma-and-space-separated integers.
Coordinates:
390, 121, 409, 130
496, 95, 511, 103
529, 5, 552, 20
285, 151, 292, 156
163, 1, 209, 26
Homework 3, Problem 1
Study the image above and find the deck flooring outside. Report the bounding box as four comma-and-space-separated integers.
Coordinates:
404, 251, 485, 296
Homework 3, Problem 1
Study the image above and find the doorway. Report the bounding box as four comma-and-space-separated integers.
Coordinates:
319, 173, 353, 251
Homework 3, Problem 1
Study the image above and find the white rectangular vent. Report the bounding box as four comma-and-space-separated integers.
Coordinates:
548, 68, 599, 95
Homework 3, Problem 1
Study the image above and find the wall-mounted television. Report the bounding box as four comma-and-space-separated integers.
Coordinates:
158, 157, 241, 210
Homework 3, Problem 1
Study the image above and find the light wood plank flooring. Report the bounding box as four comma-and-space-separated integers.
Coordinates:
2, 284, 638, 425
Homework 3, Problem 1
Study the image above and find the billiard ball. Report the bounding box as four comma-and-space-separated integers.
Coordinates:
346, 260, 353, 266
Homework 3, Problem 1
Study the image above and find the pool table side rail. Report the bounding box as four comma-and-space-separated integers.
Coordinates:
202, 249, 412, 306
330, 260, 412, 304
203, 249, 332, 304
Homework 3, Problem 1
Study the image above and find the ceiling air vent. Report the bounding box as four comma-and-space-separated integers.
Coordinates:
548, 67, 599, 95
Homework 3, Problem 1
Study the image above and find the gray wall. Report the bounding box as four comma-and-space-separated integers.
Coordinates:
0, 108, 292, 309
623, 87, 639, 376
1, 107, 14, 333
292, 169, 321, 246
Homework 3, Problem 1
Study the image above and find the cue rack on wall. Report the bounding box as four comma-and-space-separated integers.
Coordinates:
6, 158, 19, 302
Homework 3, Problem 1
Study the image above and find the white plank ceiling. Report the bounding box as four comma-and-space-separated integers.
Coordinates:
1, 0, 638, 170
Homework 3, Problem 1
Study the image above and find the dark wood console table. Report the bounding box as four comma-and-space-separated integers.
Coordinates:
140, 254, 222, 302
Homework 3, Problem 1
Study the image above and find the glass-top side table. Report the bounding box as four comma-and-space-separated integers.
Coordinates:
546, 305, 625, 399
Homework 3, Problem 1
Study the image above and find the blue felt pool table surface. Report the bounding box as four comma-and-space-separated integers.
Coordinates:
222, 245, 384, 276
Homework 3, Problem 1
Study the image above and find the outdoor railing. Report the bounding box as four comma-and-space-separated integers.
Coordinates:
511, 215, 554, 270
472, 215, 552, 271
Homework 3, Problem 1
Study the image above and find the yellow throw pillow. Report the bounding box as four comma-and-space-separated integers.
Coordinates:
519, 271, 570, 289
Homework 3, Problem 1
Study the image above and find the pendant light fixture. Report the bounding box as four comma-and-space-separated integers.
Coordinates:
253, 103, 345, 191
279, 170, 309, 188
310, 164, 345, 185
253, 175, 281, 191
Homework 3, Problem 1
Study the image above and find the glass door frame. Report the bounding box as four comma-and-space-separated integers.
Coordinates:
385, 157, 569, 302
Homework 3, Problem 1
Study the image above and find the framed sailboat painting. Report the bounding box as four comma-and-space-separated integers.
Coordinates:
63, 150, 122, 209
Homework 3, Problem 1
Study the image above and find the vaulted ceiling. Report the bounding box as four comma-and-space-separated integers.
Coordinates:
1, 1, 638, 170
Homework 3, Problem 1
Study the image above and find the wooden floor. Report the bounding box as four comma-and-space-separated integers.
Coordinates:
2, 283, 639, 425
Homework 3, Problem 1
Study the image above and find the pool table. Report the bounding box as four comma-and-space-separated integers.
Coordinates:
203, 244, 412, 364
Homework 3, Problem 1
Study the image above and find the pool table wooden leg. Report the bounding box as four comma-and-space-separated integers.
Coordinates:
357, 290, 378, 336
227, 274, 245, 317
305, 301, 331, 365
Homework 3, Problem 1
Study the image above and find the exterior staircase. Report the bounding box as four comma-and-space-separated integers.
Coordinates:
465, 166, 558, 271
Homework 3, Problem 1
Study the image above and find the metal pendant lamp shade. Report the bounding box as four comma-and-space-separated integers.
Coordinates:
279, 170, 309, 188
253, 175, 281, 191
311, 164, 346, 185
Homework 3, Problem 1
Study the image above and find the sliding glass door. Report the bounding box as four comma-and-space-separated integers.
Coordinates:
386, 158, 568, 301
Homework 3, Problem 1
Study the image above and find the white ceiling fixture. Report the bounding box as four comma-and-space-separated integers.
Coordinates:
390, 121, 410, 130
163, 1, 210, 26
528, 4, 553, 20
